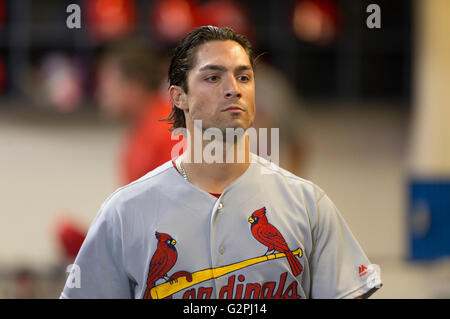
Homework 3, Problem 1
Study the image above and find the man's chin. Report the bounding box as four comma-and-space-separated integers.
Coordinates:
206, 124, 250, 135
191, 117, 253, 135
216, 118, 253, 131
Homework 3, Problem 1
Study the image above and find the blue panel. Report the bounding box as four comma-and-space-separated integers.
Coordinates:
408, 179, 450, 260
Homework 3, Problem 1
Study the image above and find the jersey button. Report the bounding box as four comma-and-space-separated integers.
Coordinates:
217, 202, 223, 210
219, 246, 225, 255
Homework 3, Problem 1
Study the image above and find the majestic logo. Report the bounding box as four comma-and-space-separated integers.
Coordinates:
144, 207, 304, 299
359, 265, 368, 277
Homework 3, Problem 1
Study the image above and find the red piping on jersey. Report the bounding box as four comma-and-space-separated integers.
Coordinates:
171, 160, 221, 198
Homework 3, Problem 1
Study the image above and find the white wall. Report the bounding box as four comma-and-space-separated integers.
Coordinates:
0, 112, 123, 266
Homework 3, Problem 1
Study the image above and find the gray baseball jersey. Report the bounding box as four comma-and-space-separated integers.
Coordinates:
60, 153, 380, 299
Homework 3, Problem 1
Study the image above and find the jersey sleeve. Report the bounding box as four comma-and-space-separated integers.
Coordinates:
309, 193, 381, 299
60, 198, 133, 298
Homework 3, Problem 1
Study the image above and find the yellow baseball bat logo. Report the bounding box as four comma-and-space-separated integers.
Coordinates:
150, 248, 303, 299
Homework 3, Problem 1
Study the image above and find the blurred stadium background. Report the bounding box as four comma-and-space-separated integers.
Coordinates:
0, 0, 449, 298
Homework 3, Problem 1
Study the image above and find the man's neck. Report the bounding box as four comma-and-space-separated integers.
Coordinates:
180, 135, 251, 194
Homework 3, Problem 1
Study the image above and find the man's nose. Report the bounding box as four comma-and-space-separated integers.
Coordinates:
224, 76, 242, 99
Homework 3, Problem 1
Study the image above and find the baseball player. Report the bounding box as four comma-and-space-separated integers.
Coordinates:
60, 26, 381, 299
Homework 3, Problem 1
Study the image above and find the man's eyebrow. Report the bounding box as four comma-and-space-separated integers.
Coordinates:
198, 64, 253, 72
235, 65, 253, 72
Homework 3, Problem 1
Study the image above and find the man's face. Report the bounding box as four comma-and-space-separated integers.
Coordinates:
183, 40, 255, 133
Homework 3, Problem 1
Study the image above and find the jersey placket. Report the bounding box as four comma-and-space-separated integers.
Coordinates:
208, 194, 226, 298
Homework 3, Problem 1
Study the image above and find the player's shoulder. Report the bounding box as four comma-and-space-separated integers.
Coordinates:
251, 153, 326, 202
99, 160, 175, 212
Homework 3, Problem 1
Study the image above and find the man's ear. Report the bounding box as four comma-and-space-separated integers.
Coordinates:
169, 85, 188, 111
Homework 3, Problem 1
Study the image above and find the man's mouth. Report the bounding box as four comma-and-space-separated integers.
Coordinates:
222, 105, 245, 113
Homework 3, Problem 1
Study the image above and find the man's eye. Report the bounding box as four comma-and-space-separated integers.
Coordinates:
238, 75, 250, 82
206, 75, 219, 82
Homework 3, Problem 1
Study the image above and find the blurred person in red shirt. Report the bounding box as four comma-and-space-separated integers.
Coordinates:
96, 39, 184, 185
54, 40, 184, 266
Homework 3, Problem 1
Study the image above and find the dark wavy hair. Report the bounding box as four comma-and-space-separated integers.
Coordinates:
162, 26, 256, 131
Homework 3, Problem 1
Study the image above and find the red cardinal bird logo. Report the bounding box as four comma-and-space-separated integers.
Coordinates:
143, 232, 178, 299
248, 207, 303, 276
